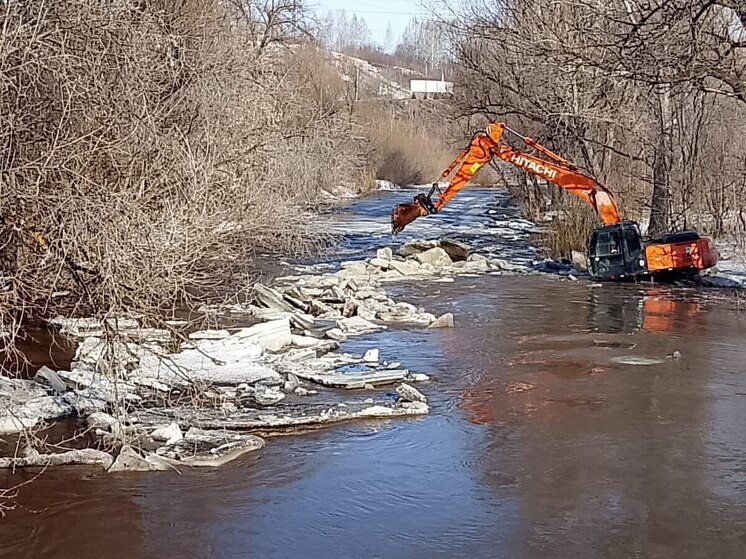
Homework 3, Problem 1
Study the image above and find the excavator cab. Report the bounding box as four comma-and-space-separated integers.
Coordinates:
588, 221, 648, 280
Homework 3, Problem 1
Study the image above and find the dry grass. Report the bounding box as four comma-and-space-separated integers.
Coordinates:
0, 0, 471, 386
543, 206, 598, 258
355, 102, 458, 186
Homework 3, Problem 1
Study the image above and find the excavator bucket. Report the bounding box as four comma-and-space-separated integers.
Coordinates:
391, 192, 437, 235
391, 201, 424, 235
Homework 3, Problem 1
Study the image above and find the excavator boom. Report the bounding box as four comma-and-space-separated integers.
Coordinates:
391, 123, 621, 234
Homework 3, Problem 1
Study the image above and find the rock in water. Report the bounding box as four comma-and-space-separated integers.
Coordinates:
397, 239, 468, 261
533, 259, 573, 274
363, 349, 380, 363
0, 448, 114, 470
357, 304, 378, 322
34, 366, 67, 394
0, 394, 73, 435
230, 318, 291, 352
414, 247, 453, 268
337, 261, 369, 278
156, 428, 265, 467
189, 329, 231, 340
86, 412, 117, 430
466, 259, 490, 272
492, 259, 530, 273
290, 334, 321, 348
396, 383, 427, 403
337, 316, 385, 335
376, 247, 393, 261
326, 328, 347, 341
109, 445, 171, 472
388, 260, 421, 276
369, 258, 391, 270
254, 385, 286, 406
283, 372, 301, 392
377, 303, 435, 326
428, 313, 455, 328
377, 302, 416, 323
397, 240, 438, 257
439, 239, 470, 262
254, 284, 295, 312
63, 388, 109, 416
571, 250, 588, 271
150, 422, 184, 445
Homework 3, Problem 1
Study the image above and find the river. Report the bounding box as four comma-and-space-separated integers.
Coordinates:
2, 188, 746, 558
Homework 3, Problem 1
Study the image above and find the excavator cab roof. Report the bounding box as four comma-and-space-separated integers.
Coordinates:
653, 230, 701, 244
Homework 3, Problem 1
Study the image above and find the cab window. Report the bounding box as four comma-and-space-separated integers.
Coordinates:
595, 231, 621, 256
625, 227, 642, 254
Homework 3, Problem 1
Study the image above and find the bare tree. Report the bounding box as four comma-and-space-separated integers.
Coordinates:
396, 18, 453, 77
449, 0, 746, 250
384, 21, 395, 53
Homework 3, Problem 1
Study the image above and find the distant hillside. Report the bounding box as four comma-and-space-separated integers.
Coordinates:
327, 51, 414, 100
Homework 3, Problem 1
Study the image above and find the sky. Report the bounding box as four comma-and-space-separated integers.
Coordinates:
310, 0, 433, 49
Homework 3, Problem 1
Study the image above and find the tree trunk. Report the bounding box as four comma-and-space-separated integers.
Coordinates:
649, 87, 673, 237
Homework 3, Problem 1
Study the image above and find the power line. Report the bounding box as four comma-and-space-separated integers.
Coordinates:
342, 0, 424, 9
324, 8, 428, 15
310, 0, 433, 17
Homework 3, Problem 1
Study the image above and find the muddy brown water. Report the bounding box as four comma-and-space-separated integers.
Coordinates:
1, 327, 75, 378
3, 189, 746, 558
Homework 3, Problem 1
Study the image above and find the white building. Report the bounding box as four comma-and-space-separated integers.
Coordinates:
409, 79, 454, 99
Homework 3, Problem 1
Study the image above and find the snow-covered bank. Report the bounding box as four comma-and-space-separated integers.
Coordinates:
0, 239, 479, 471
700, 241, 746, 288
0, 231, 547, 473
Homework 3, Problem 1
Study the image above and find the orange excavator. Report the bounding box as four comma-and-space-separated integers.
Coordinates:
391, 122, 718, 281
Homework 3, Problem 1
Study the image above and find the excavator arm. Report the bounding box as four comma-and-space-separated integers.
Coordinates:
391, 123, 621, 234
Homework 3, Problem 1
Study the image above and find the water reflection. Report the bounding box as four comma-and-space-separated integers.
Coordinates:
449, 278, 746, 557
1, 325, 74, 377
587, 285, 645, 334
459, 281, 715, 425
587, 285, 705, 335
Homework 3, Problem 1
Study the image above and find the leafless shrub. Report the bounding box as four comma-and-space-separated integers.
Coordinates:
0, 0, 369, 366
